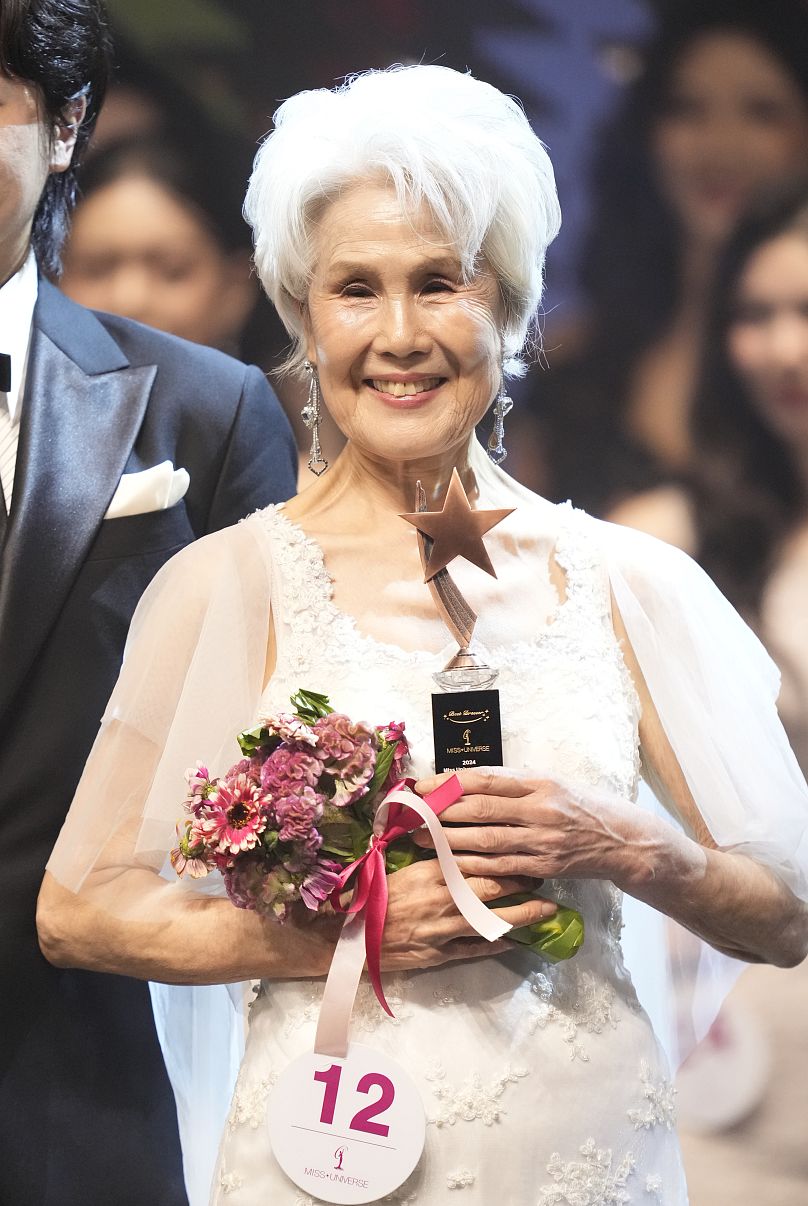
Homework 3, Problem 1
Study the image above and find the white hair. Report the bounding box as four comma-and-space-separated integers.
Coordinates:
244, 64, 561, 377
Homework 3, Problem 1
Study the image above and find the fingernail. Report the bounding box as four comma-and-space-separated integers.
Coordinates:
539, 902, 557, 917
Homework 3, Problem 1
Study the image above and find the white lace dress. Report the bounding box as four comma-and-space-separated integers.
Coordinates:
211, 505, 688, 1205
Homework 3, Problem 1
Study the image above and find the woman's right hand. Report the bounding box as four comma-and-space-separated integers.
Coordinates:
379, 856, 557, 971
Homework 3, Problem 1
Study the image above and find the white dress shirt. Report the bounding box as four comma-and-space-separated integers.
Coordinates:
0, 251, 39, 510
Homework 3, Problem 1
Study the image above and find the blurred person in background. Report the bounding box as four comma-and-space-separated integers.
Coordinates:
510, 0, 808, 528
61, 133, 257, 353
0, 2, 297, 1203
696, 182, 808, 783
613, 179, 808, 1206
61, 131, 342, 474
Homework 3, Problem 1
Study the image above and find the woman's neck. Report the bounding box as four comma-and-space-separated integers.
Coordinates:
290, 438, 499, 530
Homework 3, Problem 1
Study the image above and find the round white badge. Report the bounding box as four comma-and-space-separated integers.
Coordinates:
267, 1043, 426, 1203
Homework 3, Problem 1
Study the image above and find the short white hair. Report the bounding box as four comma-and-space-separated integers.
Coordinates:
244, 64, 561, 378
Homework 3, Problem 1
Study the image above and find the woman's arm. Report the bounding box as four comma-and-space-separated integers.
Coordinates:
413, 600, 808, 968
36, 858, 549, 983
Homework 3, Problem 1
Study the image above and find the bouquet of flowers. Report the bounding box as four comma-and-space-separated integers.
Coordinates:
171, 688, 583, 963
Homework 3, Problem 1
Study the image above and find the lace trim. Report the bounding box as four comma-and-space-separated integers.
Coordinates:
254, 501, 641, 804
527, 967, 620, 1062
424, 1060, 528, 1127
255, 503, 621, 671
628, 1061, 676, 1131
282, 976, 412, 1036
539, 1138, 638, 1205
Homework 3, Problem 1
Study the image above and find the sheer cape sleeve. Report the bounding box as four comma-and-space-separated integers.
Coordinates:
597, 515, 808, 1066
46, 513, 274, 1206
599, 516, 808, 899
47, 513, 273, 893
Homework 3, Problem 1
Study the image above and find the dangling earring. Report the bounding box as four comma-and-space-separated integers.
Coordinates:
302, 361, 328, 476
487, 381, 513, 465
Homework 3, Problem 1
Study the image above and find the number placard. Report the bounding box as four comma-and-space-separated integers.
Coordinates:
267, 1044, 426, 1203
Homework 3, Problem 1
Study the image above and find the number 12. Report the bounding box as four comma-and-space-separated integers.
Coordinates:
313, 1064, 396, 1137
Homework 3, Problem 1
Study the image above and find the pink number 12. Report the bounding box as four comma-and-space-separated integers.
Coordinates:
313, 1064, 396, 1137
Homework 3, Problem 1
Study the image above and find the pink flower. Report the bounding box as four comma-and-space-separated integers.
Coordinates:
300, 858, 344, 911
170, 848, 210, 879
260, 746, 324, 793
377, 721, 410, 783
257, 711, 318, 747
228, 755, 263, 785
314, 714, 376, 804
274, 786, 324, 843
169, 820, 211, 879
195, 773, 268, 856
184, 762, 217, 812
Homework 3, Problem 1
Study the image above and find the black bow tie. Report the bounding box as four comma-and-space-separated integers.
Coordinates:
0, 353, 10, 393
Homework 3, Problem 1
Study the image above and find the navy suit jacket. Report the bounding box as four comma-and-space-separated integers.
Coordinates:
0, 280, 297, 1206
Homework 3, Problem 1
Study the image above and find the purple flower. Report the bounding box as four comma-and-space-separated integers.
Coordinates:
224, 855, 298, 920
261, 746, 324, 793
274, 785, 324, 843
300, 858, 344, 911
314, 714, 376, 805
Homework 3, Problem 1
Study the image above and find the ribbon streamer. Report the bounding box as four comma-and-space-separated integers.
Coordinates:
315, 776, 511, 1057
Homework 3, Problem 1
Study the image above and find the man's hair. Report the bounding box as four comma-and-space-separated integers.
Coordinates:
0, 0, 112, 276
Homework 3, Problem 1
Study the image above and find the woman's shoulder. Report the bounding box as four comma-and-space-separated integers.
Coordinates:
574, 504, 705, 593
136, 509, 276, 615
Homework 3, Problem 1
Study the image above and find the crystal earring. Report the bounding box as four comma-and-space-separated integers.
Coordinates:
302, 361, 328, 476
487, 383, 513, 465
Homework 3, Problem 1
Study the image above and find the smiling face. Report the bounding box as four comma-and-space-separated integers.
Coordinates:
652, 31, 808, 246
727, 229, 808, 444
303, 182, 504, 464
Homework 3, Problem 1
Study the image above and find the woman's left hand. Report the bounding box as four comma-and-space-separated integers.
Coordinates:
413, 767, 666, 889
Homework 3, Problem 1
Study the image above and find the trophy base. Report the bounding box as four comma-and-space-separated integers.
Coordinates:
432, 647, 499, 692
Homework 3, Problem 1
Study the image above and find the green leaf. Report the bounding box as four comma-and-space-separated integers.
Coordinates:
366, 739, 396, 802
384, 838, 418, 872
237, 725, 280, 758
494, 895, 584, 962
350, 816, 373, 860
319, 811, 357, 863
290, 689, 334, 725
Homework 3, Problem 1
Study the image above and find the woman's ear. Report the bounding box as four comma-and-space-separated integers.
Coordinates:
49, 96, 87, 174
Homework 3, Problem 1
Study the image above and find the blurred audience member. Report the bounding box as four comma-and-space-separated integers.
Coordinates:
511, 0, 808, 516
61, 130, 343, 475
696, 181, 808, 770
618, 180, 808, 772
61, 133, 257, 352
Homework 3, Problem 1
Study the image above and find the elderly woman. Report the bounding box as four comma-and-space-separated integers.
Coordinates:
38, 66, 808, 1206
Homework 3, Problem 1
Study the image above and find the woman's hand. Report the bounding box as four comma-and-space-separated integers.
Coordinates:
412, 767, 663, 890
379, 855, 558, 971
412, 768, 808, 967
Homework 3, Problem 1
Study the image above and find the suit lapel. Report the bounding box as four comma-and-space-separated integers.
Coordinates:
0, 283, 157, 721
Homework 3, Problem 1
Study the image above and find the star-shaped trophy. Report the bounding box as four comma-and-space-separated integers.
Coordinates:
400, 469, 514, 773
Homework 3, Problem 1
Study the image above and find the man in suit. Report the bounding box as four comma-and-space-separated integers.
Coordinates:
0, 3, 298, 1203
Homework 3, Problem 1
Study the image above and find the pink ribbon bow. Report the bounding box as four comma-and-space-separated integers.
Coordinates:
329, 775, 463, 1016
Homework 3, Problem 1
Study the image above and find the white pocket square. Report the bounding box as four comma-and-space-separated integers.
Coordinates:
104, 461, 190, 520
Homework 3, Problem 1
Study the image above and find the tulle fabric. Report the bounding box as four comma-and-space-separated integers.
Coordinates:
45, 456, 808, 1202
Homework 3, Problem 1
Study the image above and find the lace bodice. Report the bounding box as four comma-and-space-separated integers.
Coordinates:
260, 502, 641, 799
210, 502, 687, 1204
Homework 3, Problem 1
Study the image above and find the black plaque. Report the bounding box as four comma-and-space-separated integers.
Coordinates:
431, 689, 503, 773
